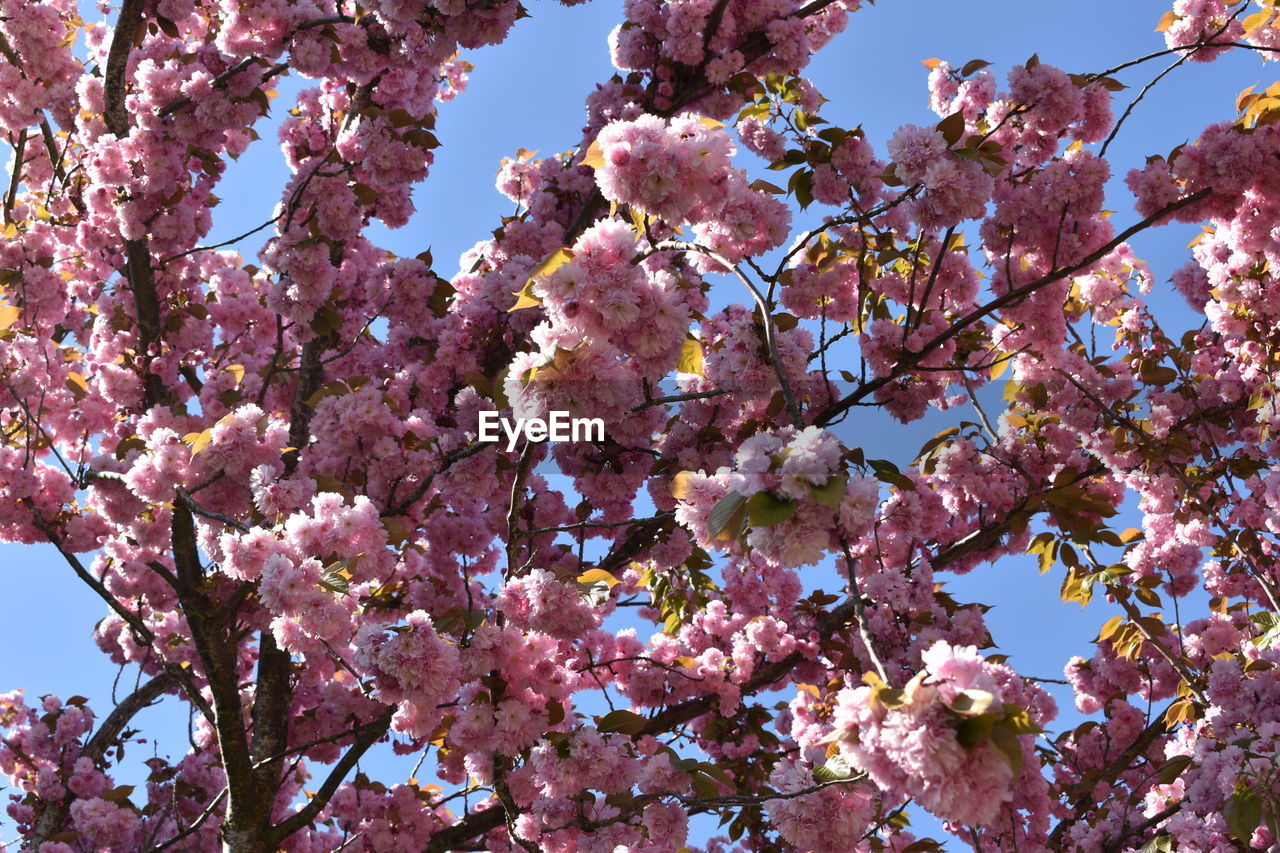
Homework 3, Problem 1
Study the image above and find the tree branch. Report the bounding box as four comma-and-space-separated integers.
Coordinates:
104, 0, 147, 138
267, 709, 394, 843
815, 188, 1213, 426
654, 240, 803, 426
25, 674, 177, 850
169, 504, 264, 839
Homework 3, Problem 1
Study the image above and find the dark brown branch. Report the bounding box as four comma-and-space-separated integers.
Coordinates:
1047, 709, 1173, 849
239, 328, 332, 846
103, 0, 146, 138
180, 365, 203, 393
0, 34, 72, 193
148, 787, 228, 853
34, 518, 213, 721
170, 504, 265, 842
505, 442, 536, 578
5, 128, 26, 224
423, 810, 505, 853
252, 713, 394, 770
84, 673, 178, 761
1101, 802, 1181, 852
283, 336, 324, 476
384, 442, 488, 517
596, 512, 675, 576
267, 709, 394, 843
492, 758, 538, 853
631, 390, 727, 411
25, 674, 177, 850
1099, 4, 1246, 157
176, 489, 250, 533
815, 188, 1213, 426
103, 0, 171, 408
157, 56, 260, 118
250, 632, 293, 794
1099, 55, 1191, 159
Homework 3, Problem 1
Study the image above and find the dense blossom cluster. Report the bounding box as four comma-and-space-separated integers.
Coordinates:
831, 643, 1055, 829
673, 426, 878, 567
0, 0, 1279, 851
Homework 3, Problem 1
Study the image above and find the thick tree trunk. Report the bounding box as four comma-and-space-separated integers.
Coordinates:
222, 826, 274, 853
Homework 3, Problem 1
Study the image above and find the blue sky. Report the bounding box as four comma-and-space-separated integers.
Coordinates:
1, 0, 1271, 846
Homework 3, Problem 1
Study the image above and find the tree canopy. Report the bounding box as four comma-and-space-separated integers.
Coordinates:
1, 0, 1279, 851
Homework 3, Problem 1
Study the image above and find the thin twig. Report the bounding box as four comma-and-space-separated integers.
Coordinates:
176, 489, 251, 533
149, 787, 228, 853
505, 442, 536, 578
654, 240, 804, 427
631, 389, 727, 411
816, 188, 1212, 426
1100, 4, 1247, 156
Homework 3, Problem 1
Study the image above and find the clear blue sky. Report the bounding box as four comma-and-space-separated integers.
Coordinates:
1, 0, 1267, 845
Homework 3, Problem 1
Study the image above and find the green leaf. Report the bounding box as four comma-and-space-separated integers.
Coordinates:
311, 301, 341, 336
955, 712, 1000, 747
1097, 615, 1125, 642
579, 139, 604, 170
1001, 704, 1043, 735
1224, 789, 1263, 842
1136, 586, 1162, 607
987, 724, 1024, 776
1156, 755, 1192, 785
767, 149, 807, 170
812, 754, 854, 782
749, 178, 785, 195
868, 458, 914, 491
948, 689, 995, 716
872, 686, 907, 710
670, 471, 699, 501
690, 771, 721, 798
1250, 611, 1280, 634
1059, 565, 1094, 607
863, 671, 909, 711
318, 557, 357, 595
65, 372, 88, 400
794, 169, 814, 209
1141, 364, 1178, 385
736, 102, 771, 123
745, 491, 798, 527
100, 785, 135, 804
595, 710, 647, 736
915, 426, 961, 464
811, 473, 848, 509
901, 842, 944, 853
706, 491, 748, 540
402, 128, 440, 150
511, 248, 572, 312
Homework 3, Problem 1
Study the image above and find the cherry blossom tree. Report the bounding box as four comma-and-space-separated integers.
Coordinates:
1, 0, 1280, 850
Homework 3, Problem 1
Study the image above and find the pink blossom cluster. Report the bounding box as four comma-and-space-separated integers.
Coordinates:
764, 758, 877, 851
887, 124, 992, 226
4, 0, 1280, 849
674, 426, 879, 567
832, 642, 1055, 827
610, 0, 858, 111
1162, 0, 1244, 61
595, 114, 736, 224
354, 611, 462, 738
